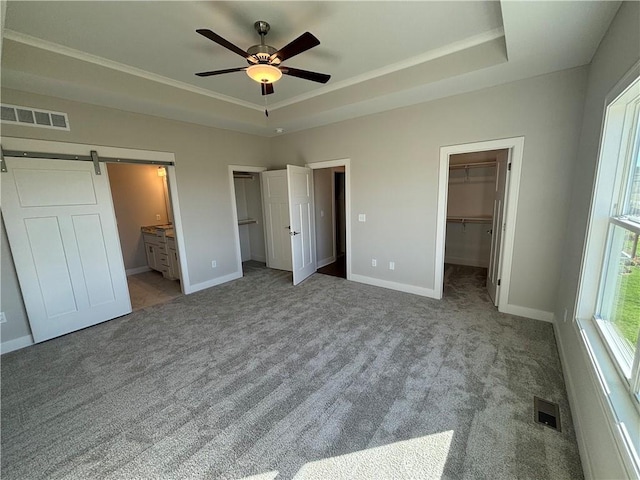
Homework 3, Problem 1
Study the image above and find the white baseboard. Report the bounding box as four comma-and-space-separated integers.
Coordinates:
184, 271, 243, 294
251, 254, 266, 263
317, 255, 336, 269
500, 304, 554, 323
445, 256, 489, 268
126, 266, 151, 276
349, 273, 439, 299
1, 335, 34, 354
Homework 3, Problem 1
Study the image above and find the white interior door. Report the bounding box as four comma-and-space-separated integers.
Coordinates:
287, 165, 317, 285
2, 157, 131, 342
487, 150, 509, 305
261, 170, 292, 271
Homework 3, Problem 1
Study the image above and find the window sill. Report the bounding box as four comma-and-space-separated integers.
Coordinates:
575, 317, 640, 478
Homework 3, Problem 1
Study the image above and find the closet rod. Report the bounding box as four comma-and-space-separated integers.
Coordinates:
449, 161, 496, 170
447, 216, 493, 224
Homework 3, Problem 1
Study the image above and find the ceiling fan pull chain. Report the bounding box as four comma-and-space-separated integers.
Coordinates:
264, 95, 269, 117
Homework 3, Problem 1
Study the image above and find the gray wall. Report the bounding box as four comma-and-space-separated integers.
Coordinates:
554, 2, 640, 478
1, 216, 30, 341
271, 67, 588, 313
0, 66, 588, 341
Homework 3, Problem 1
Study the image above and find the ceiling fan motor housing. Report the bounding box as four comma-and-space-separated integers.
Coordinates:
247, 44, 278, 64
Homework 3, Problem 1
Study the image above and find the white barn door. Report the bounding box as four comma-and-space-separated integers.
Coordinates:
287, 165, 317, 285
2, 157, 131, 342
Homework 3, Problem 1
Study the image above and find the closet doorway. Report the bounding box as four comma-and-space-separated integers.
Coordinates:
313, 167, 347, 279
228, 165, 268, 275
229, 160, 352, 284
436, 137, 524, 311
444, 150, 507, 304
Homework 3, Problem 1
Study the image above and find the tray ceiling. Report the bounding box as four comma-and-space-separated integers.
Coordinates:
1, 1, 621, 136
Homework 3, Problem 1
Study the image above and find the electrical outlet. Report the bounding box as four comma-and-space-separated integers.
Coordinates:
358, 214, 366, 222
389, 261, 395, 270
320, 210, 325, 218
0, 312, 6, 324
156, 214, 161, 221
211, 260, 217, 268
371, 258, 377, 267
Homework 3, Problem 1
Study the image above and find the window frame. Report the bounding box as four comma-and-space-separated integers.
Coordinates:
593, 95, 640, 388
575, 60, 640, 479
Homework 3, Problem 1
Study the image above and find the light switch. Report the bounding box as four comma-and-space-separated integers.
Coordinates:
321, 210, 325, 217
358, 214, 366, 222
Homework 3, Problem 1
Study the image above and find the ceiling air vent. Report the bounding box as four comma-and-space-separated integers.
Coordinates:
0, 104, 70, 131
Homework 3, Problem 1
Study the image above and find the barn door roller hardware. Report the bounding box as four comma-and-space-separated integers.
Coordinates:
0, 147, 174, 175
90, 150, 101, 175
0, 147, 7, 173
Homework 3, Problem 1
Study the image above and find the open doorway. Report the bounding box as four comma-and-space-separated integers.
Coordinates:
314, 167, 347, 279
443, 150, 507, 304
107, 163, 183, 311
228, 165, 268, 276
230, 160, 351, 285
436, 137, 524, 312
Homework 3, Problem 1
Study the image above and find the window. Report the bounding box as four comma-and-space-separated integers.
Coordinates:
575, 65, 640, 476
594, 76, 640, 398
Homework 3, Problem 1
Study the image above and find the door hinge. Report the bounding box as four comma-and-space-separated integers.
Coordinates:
0, 147, 7, 173
508, 163, 512, 171
497, 279, 501, 286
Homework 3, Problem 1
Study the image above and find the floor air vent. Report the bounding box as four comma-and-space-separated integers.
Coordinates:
534, 396, 561, 431
1, 104, 70, 131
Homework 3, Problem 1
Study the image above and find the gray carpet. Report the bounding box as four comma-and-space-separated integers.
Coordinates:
1, 262, 583, 479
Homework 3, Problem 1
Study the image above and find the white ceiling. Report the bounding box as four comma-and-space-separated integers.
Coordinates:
1, 1, 621, 137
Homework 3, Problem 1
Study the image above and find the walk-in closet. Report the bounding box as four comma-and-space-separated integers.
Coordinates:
233, 171, 267, 269
445, 149, 508, 303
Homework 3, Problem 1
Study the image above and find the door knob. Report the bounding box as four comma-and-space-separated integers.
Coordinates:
289, 231, 300, 236
487, 229, 493, 235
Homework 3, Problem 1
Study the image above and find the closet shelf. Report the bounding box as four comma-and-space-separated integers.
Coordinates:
447, 216, 493, 224
449, 161, 496, 170
238, 218, 258, 225
234, 172, 254, 179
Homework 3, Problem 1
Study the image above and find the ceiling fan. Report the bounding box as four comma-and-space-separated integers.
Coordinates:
195, 21, 331, 97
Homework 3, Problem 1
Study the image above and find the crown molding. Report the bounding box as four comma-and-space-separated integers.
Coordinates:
3, 29, 263, 112
4, 27, 505, 114
268, 27, 505, 111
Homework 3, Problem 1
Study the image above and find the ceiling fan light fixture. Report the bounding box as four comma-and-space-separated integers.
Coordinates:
246, 64, 282, 84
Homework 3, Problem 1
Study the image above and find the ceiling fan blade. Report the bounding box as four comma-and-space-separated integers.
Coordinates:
269, 32, 320, 63
261, 83, 275, 96
196, 29, 252, 60
280, 67, 331, 84
195, 67, 247, 77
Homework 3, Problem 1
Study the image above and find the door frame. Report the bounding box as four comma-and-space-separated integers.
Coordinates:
0, 137, 189, 293
435, 137, 524, 312
228, 165, 267, 276
307, 158, 352, 280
